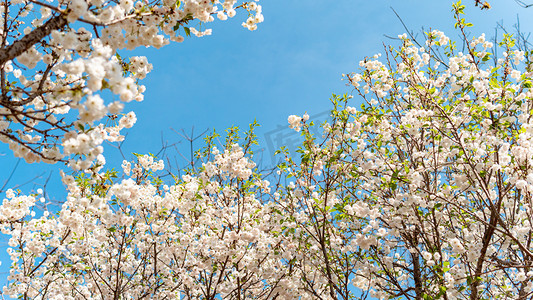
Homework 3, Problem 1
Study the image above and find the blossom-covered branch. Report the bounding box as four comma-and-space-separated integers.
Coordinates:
0, 0, 263, 169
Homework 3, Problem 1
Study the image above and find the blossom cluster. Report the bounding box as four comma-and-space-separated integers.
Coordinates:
0, 144, 304, 298
0, 0, 263, 168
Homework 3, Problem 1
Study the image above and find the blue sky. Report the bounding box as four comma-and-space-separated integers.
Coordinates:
1, 0, 533, 293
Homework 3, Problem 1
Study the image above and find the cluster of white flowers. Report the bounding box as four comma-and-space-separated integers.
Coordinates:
0, 0, 263, 169
241, 1, 263, 31
207, 144, 256, 180
0, 147, 304, 298
0, 190, 36, 223
128, 56, 153, 79
287, 113, 308, 132
426, 29, 450, 46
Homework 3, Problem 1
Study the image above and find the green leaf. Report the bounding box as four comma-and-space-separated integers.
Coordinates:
184, 27, 191, 37
173, 22, 180, 31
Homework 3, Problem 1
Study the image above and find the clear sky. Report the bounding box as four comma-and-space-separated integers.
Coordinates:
1, 0, 532, 293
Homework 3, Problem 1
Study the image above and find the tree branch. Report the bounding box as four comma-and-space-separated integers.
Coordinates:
0, 13, 67, 66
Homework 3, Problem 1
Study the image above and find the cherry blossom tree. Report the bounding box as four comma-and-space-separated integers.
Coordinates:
3, 1, 533, 299
0, 127, 304, 299
0, 0, 263, 169
273, 2, 533, 298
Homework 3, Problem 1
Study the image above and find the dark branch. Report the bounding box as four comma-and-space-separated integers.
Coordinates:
0, 13, 67, 66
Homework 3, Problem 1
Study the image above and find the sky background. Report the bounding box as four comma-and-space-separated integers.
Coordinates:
1, 0, 533, 294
